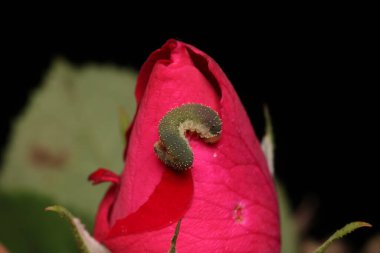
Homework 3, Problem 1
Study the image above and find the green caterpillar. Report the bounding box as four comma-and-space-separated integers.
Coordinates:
154, 104, 222, 171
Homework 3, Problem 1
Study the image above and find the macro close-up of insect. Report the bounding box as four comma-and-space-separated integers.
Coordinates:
154, 103, 222, 171
1, 23, 378, 253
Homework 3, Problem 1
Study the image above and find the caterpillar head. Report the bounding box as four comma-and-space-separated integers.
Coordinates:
203, 114, 222, 143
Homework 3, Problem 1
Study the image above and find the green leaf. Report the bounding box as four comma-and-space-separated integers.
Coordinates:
46, 205, 110, 253
168, 219, 182, 253
261, 105, 275, 175
276, 182, 298, 253
0, 191, 81, 253
314, 221, 372, 253
118, 106, 131, 145
0, 59, 137, 217
261, 106, 299, 253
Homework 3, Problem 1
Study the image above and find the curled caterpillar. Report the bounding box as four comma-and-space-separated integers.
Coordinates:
154, 103, 222, 171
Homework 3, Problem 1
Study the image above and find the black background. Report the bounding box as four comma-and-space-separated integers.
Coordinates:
1, 15, 378, 249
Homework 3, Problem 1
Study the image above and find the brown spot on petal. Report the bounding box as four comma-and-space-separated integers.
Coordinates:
233, 203, 244, 224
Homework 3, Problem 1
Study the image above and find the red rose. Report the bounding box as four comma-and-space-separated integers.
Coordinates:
89, 39, 280, 252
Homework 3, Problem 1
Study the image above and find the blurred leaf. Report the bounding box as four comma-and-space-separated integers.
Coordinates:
277, 183, 298, 253
46, 205, 110, 253
118, 107, 131, 145
0, 191, 84, 253
0, 59, 137, 218
168, 219, 182, 253
314, 221, 372, 253
261, 105, 275, 176
261, 106, 298, 253
0, 243, 10, 253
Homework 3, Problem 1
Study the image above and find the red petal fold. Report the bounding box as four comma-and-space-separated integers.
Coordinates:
108, 169, 193, 237
88, 168, 120, 185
